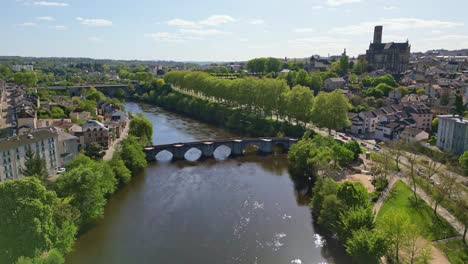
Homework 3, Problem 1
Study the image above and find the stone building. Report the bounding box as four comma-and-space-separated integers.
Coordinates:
366, 26, 410, 74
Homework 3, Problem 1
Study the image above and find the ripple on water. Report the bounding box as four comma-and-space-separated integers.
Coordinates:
314, 234, 326, 248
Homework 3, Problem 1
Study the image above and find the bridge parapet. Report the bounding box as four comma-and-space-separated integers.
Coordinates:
143, 138, 298, 162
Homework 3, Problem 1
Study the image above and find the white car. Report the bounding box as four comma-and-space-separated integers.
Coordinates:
57, 167, 66, 174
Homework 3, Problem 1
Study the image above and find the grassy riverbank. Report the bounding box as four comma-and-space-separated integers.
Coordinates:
376, 180, 458, 240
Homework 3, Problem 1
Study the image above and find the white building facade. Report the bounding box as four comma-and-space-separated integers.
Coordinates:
0, 130, 59, 182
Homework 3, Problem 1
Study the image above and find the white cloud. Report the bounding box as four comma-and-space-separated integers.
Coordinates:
331, 18, 464, 35
166, 14, 236, 28
145, 27, 231, 43
88, 37, 102, 43
238, 38, 249, 42
326, 0, 361, 7
32, 1, 68, 6
166, 18, 198, 28
199, 15, 236, 26
312, 5, 324, 10
36, 16, 54, 21
294, 28, 315, 33
384, 6, 398, 10
76, 17, 112, 27
180, 28, 231, 37
54, 25, 67, 30
145, 32, 194, 43
248, 19, 265, 25
18, 22, 37, 27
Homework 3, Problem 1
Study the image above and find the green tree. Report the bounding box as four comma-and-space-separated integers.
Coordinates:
338, 206, 375, 242
13, 71, 38, 87
129, 113, 153, 145
331, 144, 354, 167
378, 211, 411, 263
432, 117, 439, 133
459, 151, 468, 175
311, 177, 338, 216
454, 95, 466, 116
85, 87, 104, 102
284, 85, 314, 125
0, 178, 56, 262
318, 194, 341, 232
120, 136, 147, 173
416, 88, 425, 95
50, 106, 67, 119
22, 148, 48, 180
311, 91, 351, 134
344, 141, 362, 160
265, 57, 281, 73
84, 143, 105, 160
55, 166, 107, 228
16, 248, 65, 264
294, 69, 311, 87
339, 55, 349, 76
345, 229, 387, 264
337, 182, 369, 209
108, 155, 132, 184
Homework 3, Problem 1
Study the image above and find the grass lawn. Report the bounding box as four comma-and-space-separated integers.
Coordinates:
376, 180, 458, 240
436, 240, 468, 264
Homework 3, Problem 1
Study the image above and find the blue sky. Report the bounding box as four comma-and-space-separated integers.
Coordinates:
1, 0, 468, 61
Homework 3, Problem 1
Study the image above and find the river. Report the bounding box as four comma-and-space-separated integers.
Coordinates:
66, 102, 349, 264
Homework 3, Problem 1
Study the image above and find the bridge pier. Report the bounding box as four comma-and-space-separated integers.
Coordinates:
232, 140, 243, 156
173, 144, 185, 160
260, 139, 273, 153
201, 142, 214, 159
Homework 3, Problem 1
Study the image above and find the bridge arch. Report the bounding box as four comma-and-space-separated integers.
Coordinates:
213, 144, 231, 160
242, 142, 262, 155
155, 150, 174, 162
184, 147, 203, 161
272, 142, 287, 153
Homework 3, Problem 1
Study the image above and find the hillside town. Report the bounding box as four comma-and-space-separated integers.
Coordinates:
0, 80, 128, 181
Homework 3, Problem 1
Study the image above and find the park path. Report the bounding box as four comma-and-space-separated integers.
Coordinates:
372, 174, 400, 215
103, 120, 130, 161
399, 177, 465, 236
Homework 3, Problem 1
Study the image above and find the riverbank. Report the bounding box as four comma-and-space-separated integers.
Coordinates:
132, 88, 307, 139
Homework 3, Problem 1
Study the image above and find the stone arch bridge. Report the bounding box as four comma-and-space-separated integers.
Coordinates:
144, 138, 298, 162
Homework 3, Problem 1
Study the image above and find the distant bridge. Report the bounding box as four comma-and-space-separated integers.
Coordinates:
143, 138, 298, 162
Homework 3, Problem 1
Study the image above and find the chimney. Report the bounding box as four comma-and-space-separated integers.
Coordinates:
373, 25, 383, 44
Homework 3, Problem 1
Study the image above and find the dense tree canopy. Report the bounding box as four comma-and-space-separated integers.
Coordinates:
120, 136, 147, 173
129, 113, 153, 146
0, 178, 75, 263
13, 71, 38, 87
54, 166, 108, 228
246, 57, 281, 74
311, 91, 351, 134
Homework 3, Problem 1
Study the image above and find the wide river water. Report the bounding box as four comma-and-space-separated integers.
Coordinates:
66, 102, 349, 264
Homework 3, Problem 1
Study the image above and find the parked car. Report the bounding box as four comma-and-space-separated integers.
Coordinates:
57, 167, 66, 174
373, 146, 380, 151
360, 142, 367, 147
